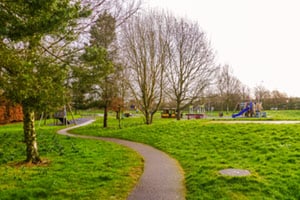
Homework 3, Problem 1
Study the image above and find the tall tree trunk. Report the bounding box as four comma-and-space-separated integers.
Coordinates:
145, 110, 151, 125
103, 104, 108, 128
116, 111, 120, 119
23, 105, 41, 164
149, 113, 154, 125
176, 110, 181, 120
176, 103, 181, 120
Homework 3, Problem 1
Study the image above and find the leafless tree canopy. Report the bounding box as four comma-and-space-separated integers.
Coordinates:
254, 84, 270, 102
217, 65, 241, 96
120, 9, 217, 122
120, 10, 169, 124
165, 16, 216, 119
216, 64, 242, 111
39, 0, 141, 66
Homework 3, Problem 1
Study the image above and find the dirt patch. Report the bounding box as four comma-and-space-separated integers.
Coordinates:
8, 159, 51, 168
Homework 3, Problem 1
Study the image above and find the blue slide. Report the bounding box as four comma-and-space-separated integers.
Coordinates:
232, 107, 250, 118
232, 102, 253, 118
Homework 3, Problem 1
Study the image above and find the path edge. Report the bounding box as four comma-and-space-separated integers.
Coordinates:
57, 119, 186, 200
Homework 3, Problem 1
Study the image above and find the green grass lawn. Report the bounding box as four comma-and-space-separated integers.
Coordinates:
1, 110, 300, 200
266, 110, 300, 120
0, 123, 143, 200
204, 109, 300, 120
72, 113, 300, 200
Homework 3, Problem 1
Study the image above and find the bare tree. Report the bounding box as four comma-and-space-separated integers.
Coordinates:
239, 84, 251, 102
267, 90, 287, 109
216, 65, 242, 112
165, 17, 216, 119
254, 84, 270, 103
120, 10, 169, 124
40, 0, 141, 67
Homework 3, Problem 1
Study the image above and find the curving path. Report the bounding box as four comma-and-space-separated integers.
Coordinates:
57, 120, 186, 200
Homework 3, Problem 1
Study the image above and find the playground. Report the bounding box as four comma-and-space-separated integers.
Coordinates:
232, 101, 266, 118
161, 101, 268, 120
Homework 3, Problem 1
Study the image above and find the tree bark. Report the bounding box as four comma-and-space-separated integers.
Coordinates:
103, 104, 108, 128
149, 113, 154, 124
176, 104, 181, 121
116, 111, 120, 119
145, 111, 152, 125
23, 105, 41, 164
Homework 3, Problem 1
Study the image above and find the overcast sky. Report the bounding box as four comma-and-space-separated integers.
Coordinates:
143, 0, 300, 97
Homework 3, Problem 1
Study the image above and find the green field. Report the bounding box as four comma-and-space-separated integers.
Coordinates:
199, 109, 300, 120
1, 110, 300, 199
72, 110, 300, 200
0, 123, 143, 200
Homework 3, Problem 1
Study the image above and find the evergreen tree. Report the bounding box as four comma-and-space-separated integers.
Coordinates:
81, 12, 117, 128
0, 0, 90, 164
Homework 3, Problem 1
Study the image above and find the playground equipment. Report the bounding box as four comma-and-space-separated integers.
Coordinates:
161, 108, 179, 118
53, 105, 75, 125
232, 102, 253, 118
54, 109, 70, 125
232, 101, 266, 118
186, 113, 205, 119
185, 104, 205, 119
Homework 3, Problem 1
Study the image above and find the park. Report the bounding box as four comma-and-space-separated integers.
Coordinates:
1, 109, 300, 199
0, 1, 299, 200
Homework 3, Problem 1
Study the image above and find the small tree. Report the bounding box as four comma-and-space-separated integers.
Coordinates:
70, 1, 140, 127
110, 97, 125, 119
81, 12, 117, 128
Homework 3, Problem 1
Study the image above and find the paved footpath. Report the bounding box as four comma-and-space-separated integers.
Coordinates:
57, 120, 186, 200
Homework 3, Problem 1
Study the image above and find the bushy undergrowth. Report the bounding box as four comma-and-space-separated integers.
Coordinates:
0, 123, 143, 200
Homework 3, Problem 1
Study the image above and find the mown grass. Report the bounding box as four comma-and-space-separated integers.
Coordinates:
72, 112, 300, 200
266, 110, 300, 120
196, 109, 300, 121
0, 122, 143, 200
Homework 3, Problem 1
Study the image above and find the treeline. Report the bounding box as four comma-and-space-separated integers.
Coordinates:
200, 94, 300, 112
1, 0, 296, 127
1, 0, 299, 163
